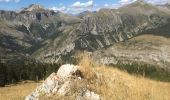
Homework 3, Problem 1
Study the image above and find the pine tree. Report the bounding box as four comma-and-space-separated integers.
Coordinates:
0, 63, 6, 87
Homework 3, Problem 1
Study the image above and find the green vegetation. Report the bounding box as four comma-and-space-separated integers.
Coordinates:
0, 62, 60, 87
110, 62, 170, 82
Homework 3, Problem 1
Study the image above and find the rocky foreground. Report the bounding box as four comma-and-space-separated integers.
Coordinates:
25, 64, 100, 100
25, 61, 170, 100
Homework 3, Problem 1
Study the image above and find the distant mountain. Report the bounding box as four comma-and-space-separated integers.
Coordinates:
78, 11, 94, 18
33, 1, 170, 67
0, 1, 170, 69
21, 4, 45, 12
0, 4, 80, 63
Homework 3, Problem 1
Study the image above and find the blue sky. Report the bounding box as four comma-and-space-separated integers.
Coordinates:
0, 0, 169, 14
0, 0, 118, 10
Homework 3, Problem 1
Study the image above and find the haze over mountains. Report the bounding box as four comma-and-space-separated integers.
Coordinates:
0, 0, 170, 69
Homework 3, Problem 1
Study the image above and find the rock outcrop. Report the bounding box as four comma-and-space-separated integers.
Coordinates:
25, 64, 100, 100
22, 4, 44, 12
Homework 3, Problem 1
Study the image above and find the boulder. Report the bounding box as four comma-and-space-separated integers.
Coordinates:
57, 64, 80, 81
25, 64, 100, 100
77, 89, 101, 100
37, 73, 59, 93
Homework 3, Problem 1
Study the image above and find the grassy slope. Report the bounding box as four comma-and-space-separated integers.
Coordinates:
78, 55, 170, 100
0, 81, 41, 100
0, 55, 170, 100
94, 66, 170, 100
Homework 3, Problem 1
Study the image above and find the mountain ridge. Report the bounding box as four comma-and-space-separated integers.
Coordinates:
33, 1, 170, 67
0, 2, 170, 69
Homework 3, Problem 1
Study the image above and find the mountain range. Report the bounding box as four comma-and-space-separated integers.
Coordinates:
0, 0, 170, 70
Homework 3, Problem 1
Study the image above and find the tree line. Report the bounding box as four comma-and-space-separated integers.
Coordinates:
0, 62, 60, 87
111, 62, 170, 82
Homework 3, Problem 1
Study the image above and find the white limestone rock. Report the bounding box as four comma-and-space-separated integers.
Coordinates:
57, 80, 72, 96
57, 64, 80, 81
77, 90, 101, 100
84, 90, 101, 100
25, 64, 101, 100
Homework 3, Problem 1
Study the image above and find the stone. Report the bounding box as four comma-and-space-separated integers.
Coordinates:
37, 73, 59, 93
25, 64, 101, 100
84, 90, 100, 100
77, 89, 101, 100
25, 92, 39, 100
25, 72, 60, 100
57, 64, 80, 81
57, 81, 72, 96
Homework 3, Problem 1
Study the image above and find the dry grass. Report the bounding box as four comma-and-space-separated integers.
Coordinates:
94, 66, 170, 100
78, 53, 97, 81
0, 81, 41, 100
0, 54, 170, 100
77, 53, 170, 100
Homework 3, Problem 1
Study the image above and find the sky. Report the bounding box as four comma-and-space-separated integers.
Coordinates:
0, 0, 170, 14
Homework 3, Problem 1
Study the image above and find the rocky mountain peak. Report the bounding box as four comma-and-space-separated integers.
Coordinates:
130, 0, 148, 6
124, 0, 154, 9
136, 0, 145, 3
22, 4, 45, 12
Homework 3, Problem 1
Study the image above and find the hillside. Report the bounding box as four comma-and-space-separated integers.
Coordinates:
0, 1, 170, 68
0, 1, 170, 100
0, 57, 170, 100
32, 1, 170, 69
92, 34, 170, 69
0, 4, 81, 64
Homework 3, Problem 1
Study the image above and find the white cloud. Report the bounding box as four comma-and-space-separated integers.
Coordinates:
50, 0, 170, 14
101, 3, 121, 9
71, 0, 93, 8
119, 0, 137, 5
50, 6, 67, 12
104, 4, 109, 7
50, 0, 94, 14
0, 0, 20, 3
50, 6, 95, 14
119, 0, 170, 5
146, 0, 170, 5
